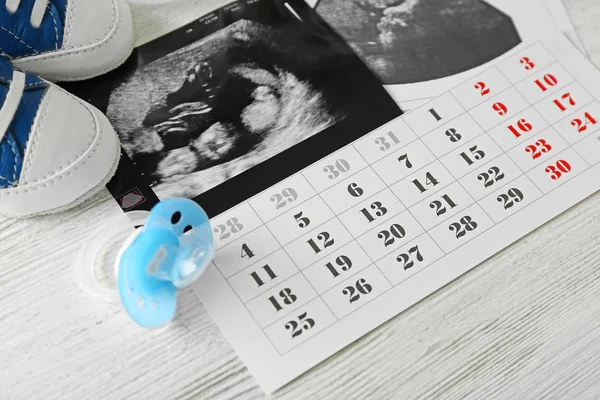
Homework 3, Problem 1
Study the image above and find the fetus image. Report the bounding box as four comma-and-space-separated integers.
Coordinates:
106, 20, 348, 198
315, 0, 521, 84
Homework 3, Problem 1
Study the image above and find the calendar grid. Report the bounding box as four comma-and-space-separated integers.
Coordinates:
207, 40, 600, 357
247, 199, 343, 323
351, 144, 429, 282
299, 166, 396, 289
448, 89, 544, 215
492, 63, 593, 193
351, 142, 449, 256
210, 260, 283, 353
540, 42, 599, 152
270, 155, 598, 354
492, 55, 593, 162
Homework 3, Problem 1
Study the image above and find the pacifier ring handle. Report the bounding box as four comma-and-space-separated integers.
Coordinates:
74, 211, 150, 301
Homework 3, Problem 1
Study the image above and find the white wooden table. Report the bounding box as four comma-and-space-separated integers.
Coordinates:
2, 1, 600, 398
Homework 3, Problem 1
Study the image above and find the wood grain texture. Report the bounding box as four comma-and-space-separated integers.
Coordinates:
1, 1, 600, 399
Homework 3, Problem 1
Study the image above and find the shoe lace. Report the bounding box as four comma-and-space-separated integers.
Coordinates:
5, 0, 49, 29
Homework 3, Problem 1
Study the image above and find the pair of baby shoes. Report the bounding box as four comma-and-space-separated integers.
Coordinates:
0, 0, 134, 217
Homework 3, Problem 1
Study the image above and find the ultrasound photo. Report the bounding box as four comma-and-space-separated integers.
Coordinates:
108, 19, 346, 199
314, 0, 522, 84
64, 0, 400, 216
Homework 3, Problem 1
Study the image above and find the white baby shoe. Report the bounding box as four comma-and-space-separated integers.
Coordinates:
1, 0, 134, 81
0, 58, 120, 217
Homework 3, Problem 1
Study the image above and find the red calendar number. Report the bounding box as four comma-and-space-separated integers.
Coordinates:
525, 139, 552, 160
534, 74, 558, 92
553, 92, 576, 112
520, 56, 535, 70
571, 112, 597, 133
508, 119, 533, 138
545, 159, 571, 180
475, 81, 490, 96
493, 102, 508, 116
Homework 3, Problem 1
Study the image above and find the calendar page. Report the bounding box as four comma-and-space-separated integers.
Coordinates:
193, 35, 600, 393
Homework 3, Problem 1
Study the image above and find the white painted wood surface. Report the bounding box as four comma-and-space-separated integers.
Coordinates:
2, 1, 600, 398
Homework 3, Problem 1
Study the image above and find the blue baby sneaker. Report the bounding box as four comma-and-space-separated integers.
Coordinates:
0, 0, 134, 81
0, 57, 120, 217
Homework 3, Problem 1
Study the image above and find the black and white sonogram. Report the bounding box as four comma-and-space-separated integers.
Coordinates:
64, 0, 400, 215
108, 20, 348, 198
315, 0, 521, 85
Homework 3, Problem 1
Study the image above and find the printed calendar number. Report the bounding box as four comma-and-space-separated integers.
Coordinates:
347, 182, 364, 198
325, 255, 352, 278
477, 166, 505, 188
375, 131, 401, 151
214, 217, 244, 240
294, 211, 310, 228
303, 243, 372, 294
396, 245, 423, 271
474, 81, 490, 96
545, 159, 572, 180
285, 312, 315, 339
397, 153, 413, 169
377, 235, 444, 284
459, 145, 486, 166
324, 159, 351, 180
525, 139, 552, 160
496, 188, 524, 210
478, 175, 542, 223
429, 108, 443, 122
270, 188, 298, 210
449, 216, 478, 239
307, 232, 335, 254
493, 102, 508, 116
412, 172, 439, 193
571, 112, 597, 133
553, 92, 576, 112
342, 278, 373, 304
268, 288, 297, 312
520, 56, 535, 70
534, 73, 558, 92
378, 223, 407, 247
359, 201, 388, 223
240, 243, 255, 259
250, 264, 278, 288
430, 194, 458, 217
445, 128, 462, 143
508, 118, 533, 138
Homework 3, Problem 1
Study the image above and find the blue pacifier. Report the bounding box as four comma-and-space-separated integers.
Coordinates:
114, 198, 214, 328
75, 198, 214, 329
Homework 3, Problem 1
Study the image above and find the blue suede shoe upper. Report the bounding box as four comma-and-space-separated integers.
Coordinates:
0, 57, 47, 188
0, 0, 67, 59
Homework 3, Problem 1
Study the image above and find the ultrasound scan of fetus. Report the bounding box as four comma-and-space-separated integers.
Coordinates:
315, 0, 522, 84
106, 20, 347, 199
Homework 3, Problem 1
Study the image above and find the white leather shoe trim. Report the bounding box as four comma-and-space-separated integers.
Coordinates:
0, 87, 120, 217
62, 0, 115, 50
12, 0, 134, 81
0, 70, 25, 142
19, 85, 95, 185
